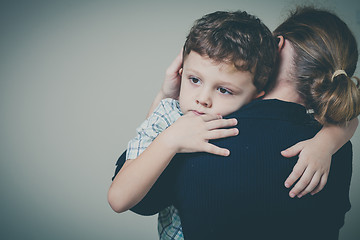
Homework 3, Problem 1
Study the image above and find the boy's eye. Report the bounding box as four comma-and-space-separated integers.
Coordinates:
218, 87, 232, 95
189, 77, 201, 85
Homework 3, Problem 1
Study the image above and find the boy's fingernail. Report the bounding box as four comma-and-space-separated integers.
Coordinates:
285, 183, 289, 188
289, 193, 295, 198
297, 194, 302, 198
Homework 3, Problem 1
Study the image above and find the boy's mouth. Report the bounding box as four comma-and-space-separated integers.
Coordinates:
192, 110, 205, 116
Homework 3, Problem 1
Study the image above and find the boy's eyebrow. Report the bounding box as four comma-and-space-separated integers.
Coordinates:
185, 67, 203, 77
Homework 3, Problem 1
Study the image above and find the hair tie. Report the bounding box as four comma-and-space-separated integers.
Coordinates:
331, 70, 348, 81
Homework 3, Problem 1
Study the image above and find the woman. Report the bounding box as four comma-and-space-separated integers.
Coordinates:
111, 7, 359, 240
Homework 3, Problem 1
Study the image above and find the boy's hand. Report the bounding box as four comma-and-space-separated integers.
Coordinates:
162, 112, 238, 156
161, 49, 183, 99
281, 139, 332, 198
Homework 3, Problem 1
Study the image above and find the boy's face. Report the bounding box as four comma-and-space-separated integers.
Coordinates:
179, 51, 258, 117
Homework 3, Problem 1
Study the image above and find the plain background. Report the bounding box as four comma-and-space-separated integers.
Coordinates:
0, 0, 359, 239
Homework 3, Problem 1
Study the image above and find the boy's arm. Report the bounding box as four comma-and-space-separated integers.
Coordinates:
282, 117, 358, 198
147, 50, 182, 117
108, 136, 176, 213
108, 113, 238, 213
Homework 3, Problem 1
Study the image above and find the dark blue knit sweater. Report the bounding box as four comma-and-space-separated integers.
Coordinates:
113, 99, 352, 240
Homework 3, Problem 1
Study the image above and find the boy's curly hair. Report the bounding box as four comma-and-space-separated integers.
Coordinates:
183, 11, 278, 92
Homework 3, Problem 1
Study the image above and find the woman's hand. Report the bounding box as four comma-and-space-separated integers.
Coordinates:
161, 49, 183, 99
147, 50, 183, 117
162, 112, 239, 156
281, 139, 332, 198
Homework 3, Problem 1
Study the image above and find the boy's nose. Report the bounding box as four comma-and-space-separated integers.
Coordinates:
196, 93, 212, 108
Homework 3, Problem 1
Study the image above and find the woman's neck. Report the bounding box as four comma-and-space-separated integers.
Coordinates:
264, 39, 305, 106
263, 79, 305, 106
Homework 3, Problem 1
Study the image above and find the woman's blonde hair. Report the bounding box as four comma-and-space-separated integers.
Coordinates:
274, 7, 360, 124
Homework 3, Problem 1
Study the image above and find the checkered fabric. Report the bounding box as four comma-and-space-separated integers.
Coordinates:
127, 98, 182, 160
158, 206, 184, 240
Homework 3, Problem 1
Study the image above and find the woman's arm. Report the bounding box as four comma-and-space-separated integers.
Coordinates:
282, 117, 358, 198
108, 113, 238, 213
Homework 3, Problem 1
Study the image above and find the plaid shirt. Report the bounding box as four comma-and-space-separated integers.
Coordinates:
127, 98, 184, 240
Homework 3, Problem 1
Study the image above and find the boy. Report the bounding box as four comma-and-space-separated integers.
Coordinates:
109, 10, 276, 239
111, 10, 276, 239
108, 10, 357, 240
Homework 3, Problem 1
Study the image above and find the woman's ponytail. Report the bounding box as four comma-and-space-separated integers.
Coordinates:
274, 7, 360, 125
312, 71, 360, 124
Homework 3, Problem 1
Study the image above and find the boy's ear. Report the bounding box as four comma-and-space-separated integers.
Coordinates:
277, 36, 285, 51
179, 68, 183, 76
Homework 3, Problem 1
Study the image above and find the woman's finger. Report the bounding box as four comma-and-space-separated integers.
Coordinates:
296, 172, 321, 198
288, 168, 315, 198
281, 141, 305, 158
310, 174, 328, 195
165, 49, 183, 77
284, 162, 306, 188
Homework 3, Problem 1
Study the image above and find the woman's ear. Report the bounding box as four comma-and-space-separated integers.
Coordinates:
255, 91, 265, 99
277, 36, 285, 51
179, 68, 183, 76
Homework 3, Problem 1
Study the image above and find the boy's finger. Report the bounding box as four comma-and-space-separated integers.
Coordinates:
200, 113, 222, 122
206, 118, 237, 130
203, 143, 230, 156
206, 128, 239, 140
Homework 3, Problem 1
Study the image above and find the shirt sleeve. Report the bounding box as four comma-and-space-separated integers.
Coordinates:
126, 98, 181, 160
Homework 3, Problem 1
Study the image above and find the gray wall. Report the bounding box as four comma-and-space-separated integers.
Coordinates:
0, 0, 359, 239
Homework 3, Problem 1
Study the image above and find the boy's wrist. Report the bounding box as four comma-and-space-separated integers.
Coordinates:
157, 129, 179, 155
